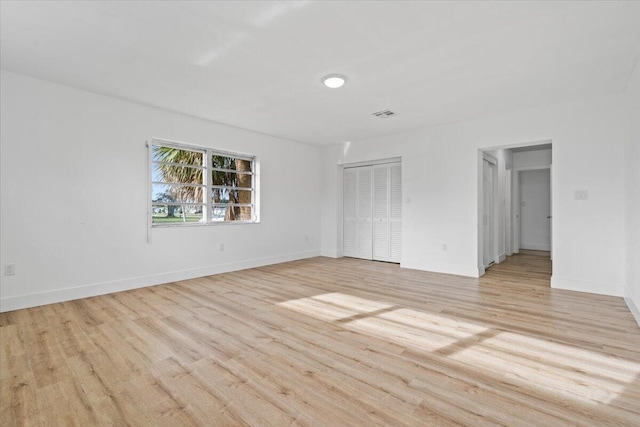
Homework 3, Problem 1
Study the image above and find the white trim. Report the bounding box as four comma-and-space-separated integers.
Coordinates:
483, 152, 498, 165
146, 141, 152, 244
0, 250, 320, 313
551, 275, 622, 297
623, 287, 640, 327
151, 137, 254, 160
401, 261, 480, 278
515, 165, 551, 172
482, 139, 552, 152
342, 157, 401, 169
478, 265, 486, 277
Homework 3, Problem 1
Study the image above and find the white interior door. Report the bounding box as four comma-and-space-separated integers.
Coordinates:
519, 169, 551, 251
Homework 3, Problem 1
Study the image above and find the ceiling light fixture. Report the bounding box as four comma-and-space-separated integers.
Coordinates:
322, 74, 347, 89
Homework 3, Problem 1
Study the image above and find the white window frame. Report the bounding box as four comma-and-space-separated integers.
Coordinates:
147, 138, 259, 227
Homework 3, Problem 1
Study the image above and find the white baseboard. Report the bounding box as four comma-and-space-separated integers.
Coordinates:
320, 248, 341, 258
623, 286, 640, 327
0, 250, 320, 313
550, 275, 622, 297
520, 243, 551, 251
401, 261, 480, 278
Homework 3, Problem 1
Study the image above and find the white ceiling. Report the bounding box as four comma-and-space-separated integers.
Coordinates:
2, 1, 639, 146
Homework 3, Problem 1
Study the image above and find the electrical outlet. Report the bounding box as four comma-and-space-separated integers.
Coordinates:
442, 244, 447, 252
220, 243, 225, 251
4, 264, 16, 276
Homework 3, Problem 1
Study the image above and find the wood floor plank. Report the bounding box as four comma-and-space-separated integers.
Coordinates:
1, 252, 639, 426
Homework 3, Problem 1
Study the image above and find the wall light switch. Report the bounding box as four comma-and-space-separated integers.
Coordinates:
4, 264, 15, 276
574, 190, 588, 200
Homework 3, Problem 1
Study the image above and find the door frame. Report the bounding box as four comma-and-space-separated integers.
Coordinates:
513, 165, 552, 254
338, 156, 401, 259
480, 153, 498, 272
341, 157, 403, 263
505, 168, 513, 256
477, 139, 553, 277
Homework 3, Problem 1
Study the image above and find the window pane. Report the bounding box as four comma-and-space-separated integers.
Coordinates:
211, 206, 252, 222
152, 205, 204, 224
152, 146, 203, 166
153, 164, 203, 184
152, 184, 204, 203
212, 172, 252, 188
235, 173, 252, 188
211, 155, 253, 172
211, 189, 252, 204
212, 171, 237, 186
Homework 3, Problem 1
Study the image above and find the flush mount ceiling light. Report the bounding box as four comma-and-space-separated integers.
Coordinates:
322, 74, 347, 88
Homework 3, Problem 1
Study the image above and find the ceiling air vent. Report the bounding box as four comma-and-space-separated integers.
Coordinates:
372, 109, 398, 119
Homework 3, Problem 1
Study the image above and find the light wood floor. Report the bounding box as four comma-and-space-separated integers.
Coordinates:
2, 253, 639, 426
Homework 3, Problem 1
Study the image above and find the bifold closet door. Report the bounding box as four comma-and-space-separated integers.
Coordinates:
344, 162, 401, 263
357, 167, 373, 260
373, 166, 390, 261
343, 168, 358, 258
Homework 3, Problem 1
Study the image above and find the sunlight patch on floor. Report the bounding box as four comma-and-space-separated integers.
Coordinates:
277, 292, 393, 322
278, 292, 640, 405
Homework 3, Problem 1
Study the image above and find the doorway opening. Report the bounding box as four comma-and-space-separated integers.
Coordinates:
478, 141, 552, 278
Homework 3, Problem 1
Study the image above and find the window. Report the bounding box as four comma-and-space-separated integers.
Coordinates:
150, 139, 257, 225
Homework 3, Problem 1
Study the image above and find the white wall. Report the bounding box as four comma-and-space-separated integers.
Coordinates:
519, 169, 551, 251
0, 71, 321, 312
624, 60, 640, 325
321, 92, 630, 296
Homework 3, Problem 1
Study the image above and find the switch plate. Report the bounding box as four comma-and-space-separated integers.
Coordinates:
4, 264, 15, 276
574, 190, 588, 200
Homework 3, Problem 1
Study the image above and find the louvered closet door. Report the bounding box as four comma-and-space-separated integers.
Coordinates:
389, 163, 402, 263
357, 167, 373, 260
343, 162, 401, 263
373, 165, 390, 261
343, 168, 358, 258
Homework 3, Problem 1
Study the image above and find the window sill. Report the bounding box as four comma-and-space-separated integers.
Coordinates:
151, 220, 260, 228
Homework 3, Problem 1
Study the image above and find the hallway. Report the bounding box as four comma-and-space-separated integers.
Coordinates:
483, 250, 552, 285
